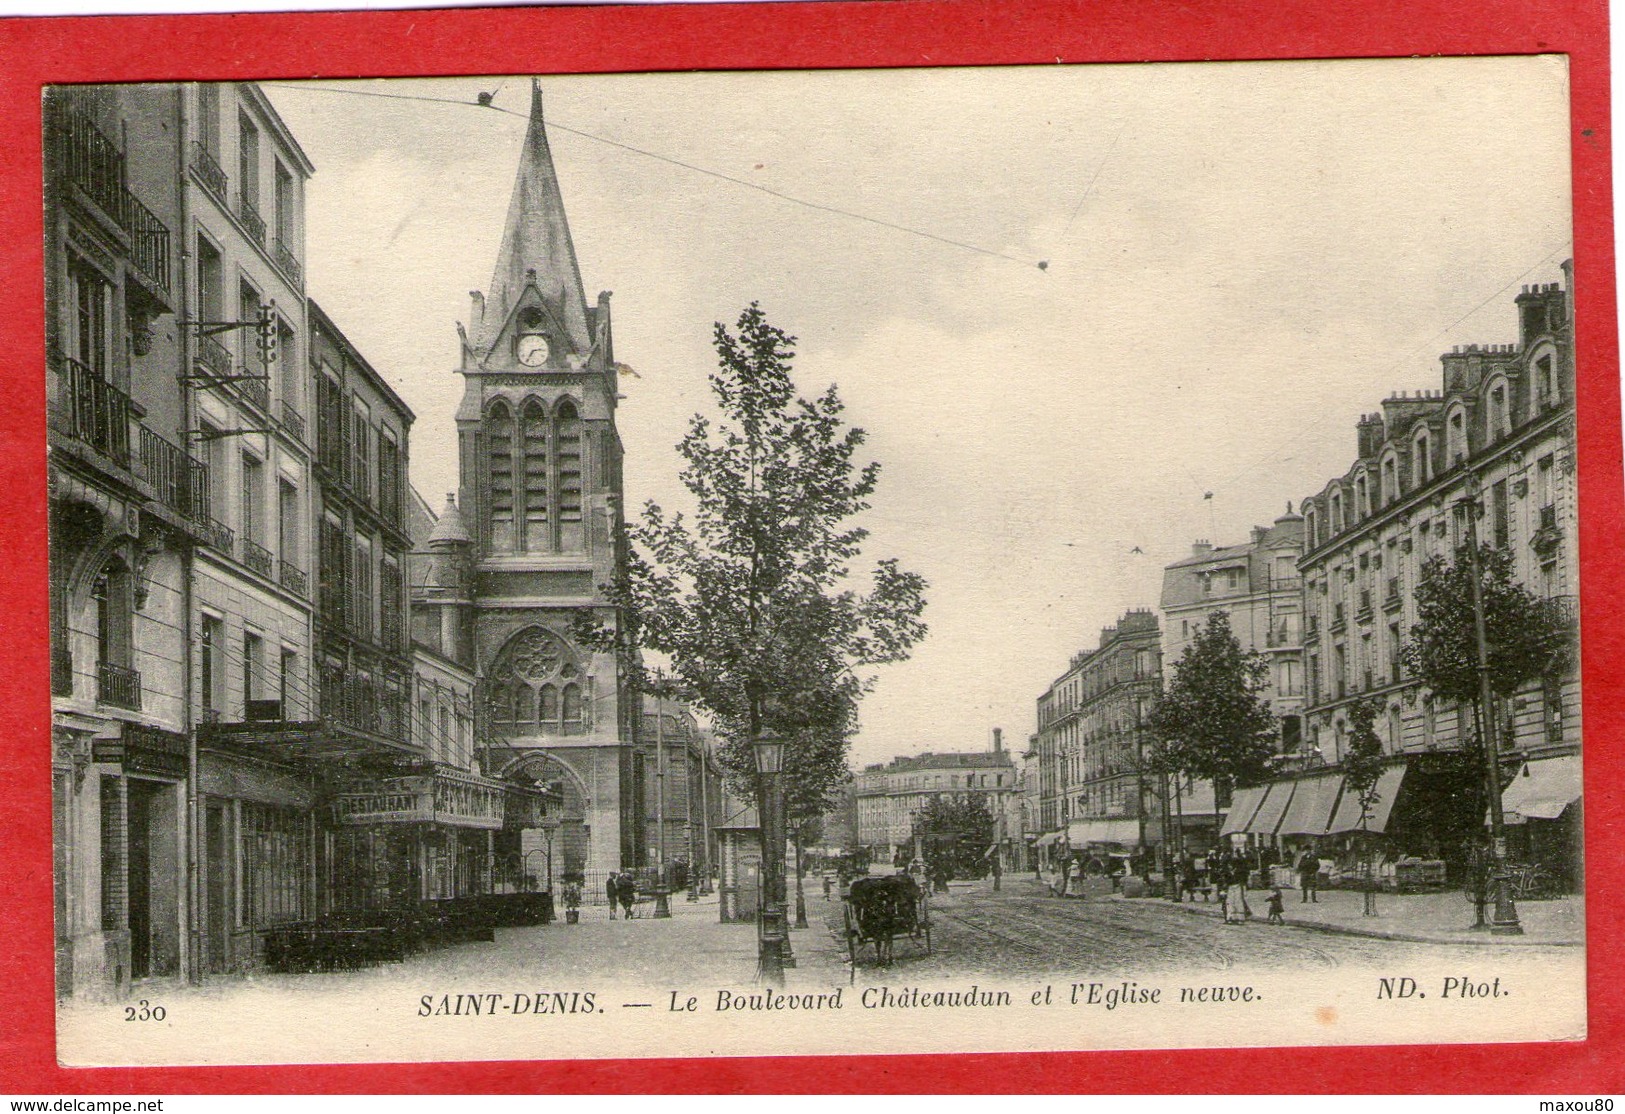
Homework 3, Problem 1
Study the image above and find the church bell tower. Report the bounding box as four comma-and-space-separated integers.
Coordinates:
454, 80, 632, 876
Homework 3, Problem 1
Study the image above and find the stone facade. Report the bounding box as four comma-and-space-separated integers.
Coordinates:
854, 747, 1017, 861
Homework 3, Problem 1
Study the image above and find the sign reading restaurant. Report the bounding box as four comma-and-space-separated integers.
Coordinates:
333, 770, 507, 829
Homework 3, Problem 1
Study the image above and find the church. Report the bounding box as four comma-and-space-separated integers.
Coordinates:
414, 81, 640, 882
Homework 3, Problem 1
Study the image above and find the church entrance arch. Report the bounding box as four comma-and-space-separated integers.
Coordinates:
503, 751, 593, 887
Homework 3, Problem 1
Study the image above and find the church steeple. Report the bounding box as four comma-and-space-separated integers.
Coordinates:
471, 79, 593, 364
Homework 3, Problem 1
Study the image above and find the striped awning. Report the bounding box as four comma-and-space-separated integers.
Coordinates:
1219, 785, 1268, 836
1245, 780, 1296, 835
1278, 773, 1345, 837
1033, 831, 1064, 848
1329, 764, 1407, 834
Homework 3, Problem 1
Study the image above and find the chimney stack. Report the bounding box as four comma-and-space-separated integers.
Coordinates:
992, 727, 1004, 753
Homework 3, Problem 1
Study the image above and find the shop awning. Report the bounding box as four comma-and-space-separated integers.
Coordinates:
1245, 780, 1296, 835
1328, 764, 1407, 834
1066, 818, 1144, 846
1219, 785, 1268, 836
1278, 773, 1345, 837
1033, 831, 1063, 849
1502, 756, 1583, 823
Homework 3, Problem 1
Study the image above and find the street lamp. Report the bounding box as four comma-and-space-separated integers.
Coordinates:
753, 731, 789, 984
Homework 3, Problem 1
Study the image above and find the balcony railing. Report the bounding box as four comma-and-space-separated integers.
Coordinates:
97, 661, 142, 711
53, 102, 127, 222
236, 368, 270, 413
202, 515, 234, 557
320, 675, 406, 742
272, 237, 302, 285
52, 646, 73, 696
1550, 594, 1579, 626
238, 195, 266, 245
190, 140, 227, 202
241, 538, 274, 579
53, 356, 131, 467
126, 191, 172, 293
138, 426, 206, 523
279, 559, 308, 598
194, 331, 232, 378
279, 400, 306, 443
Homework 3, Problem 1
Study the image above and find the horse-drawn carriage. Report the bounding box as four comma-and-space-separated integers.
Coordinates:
842, 873, 931, 973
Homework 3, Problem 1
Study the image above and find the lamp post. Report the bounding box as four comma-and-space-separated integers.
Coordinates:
1460, 477, 1522, 935
651, 684, 672, 919
752, 731, 788, 985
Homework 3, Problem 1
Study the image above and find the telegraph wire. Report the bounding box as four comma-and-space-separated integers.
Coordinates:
260, 81, 1046, 269
1205, 238, 1574, 499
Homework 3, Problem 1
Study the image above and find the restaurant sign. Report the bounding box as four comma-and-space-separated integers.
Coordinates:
333, 770, 506, 829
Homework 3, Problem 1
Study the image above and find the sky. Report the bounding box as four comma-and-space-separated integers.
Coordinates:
262, 57, 1573, 771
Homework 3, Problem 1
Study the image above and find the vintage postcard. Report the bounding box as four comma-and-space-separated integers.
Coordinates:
37, 54, 1595, 1070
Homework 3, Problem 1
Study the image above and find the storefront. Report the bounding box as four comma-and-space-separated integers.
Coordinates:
1499, 756, 1583, 890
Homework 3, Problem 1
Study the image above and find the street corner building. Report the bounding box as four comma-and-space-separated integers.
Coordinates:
45, 80, 717, 1001
1281, 272, 1581, 893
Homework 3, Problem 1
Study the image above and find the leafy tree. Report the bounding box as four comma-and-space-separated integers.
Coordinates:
911, 794, 995, 879
1400, 542, 1573, 707
586, 303, 928, 817
1343, 697, 1387, 914
1146, 610, 1277, 804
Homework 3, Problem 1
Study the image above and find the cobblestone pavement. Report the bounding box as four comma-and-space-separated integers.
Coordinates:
812, 877, 1578, 984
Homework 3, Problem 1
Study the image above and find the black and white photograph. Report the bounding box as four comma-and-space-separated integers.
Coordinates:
44, 58, 1585, 1065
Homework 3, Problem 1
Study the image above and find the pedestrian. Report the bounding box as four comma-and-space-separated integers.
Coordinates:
1297, 849, 1320, 903
606, 871, 619, 919
1266, 886, 1285, 925
617, 871, 637, 919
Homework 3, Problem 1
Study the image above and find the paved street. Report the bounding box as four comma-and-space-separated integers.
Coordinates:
811, 877, 1580, 984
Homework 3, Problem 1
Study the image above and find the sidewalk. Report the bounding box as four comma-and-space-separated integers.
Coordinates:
1111, 882, 1585, 946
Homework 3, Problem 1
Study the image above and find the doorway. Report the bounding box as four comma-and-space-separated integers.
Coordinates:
205, 799, 232, 974
125, 778, 180, 979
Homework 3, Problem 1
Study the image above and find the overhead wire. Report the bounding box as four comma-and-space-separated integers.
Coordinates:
260, 81, 1046, 269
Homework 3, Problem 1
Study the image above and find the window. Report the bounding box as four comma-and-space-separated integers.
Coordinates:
1381, 459, 1396, 507
1355, 475, 1368, 518
237, 112, 259, 208
352, 532, 374, 638
1448, 411, 1466, 464
487, 402, 515, 551
67, 255, 112, 381
1491, 479, 1508, 549
318, 514, 347, 624
243, 631, 264, 715
197, 83, 220, 157
1535, 355, 1557, 410
521, 400, 549, 552
1330, 492, 1343, 534
273, 160, 294, 244
316, 372, 346, 474
1489, 384, 1508, 440
351, 399, 371, 499
276, 321, 296, 404
378, 431, 401, 524
92, 558, 133, 673
240, 453, 264, 543
379, 555, 402, 649
196, 236, 223, 321
556, 400, 584, 552
240, 802, 306, 928
201, 613, 224, 719
280, 648, 298, 719
1413, 432, 1431, 486
420, 696, 433, 754
239, 281, 261, 367
1305, 507, 1317, 548
1536, 454, 1554, 511
278, 478, 300, 567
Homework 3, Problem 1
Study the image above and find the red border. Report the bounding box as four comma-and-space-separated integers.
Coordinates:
0, 0, 1619, 1095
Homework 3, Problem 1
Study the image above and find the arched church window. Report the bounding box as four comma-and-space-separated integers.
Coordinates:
522, 399, 549, 553
487, 402, 515, 552
555, 400, 584, 552
515, 683, 535, 728
539, 683, 559, 731
562, 683, 583, 735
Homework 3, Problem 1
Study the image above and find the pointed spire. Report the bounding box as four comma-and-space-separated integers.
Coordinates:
477, 78, 592, 357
